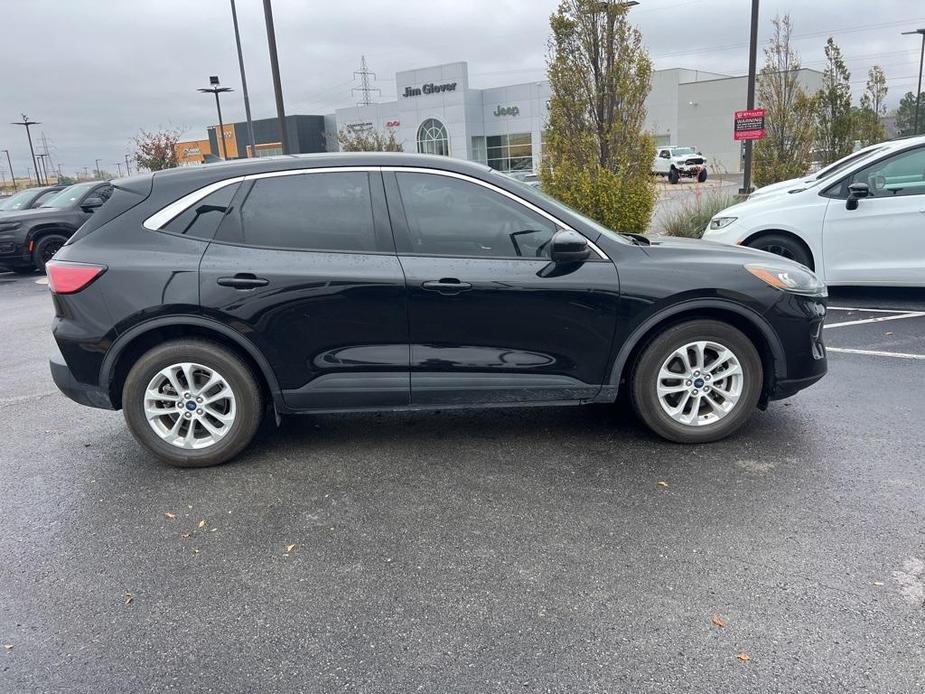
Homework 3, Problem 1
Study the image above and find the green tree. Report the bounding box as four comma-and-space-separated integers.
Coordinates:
539, 0, 655, 233
753, 14, 816, 187
133, 128, 182, 172
895, 90, 925, 136
813, 38, 854, 164
337, 126, 403, 152
854, 65, 888, 145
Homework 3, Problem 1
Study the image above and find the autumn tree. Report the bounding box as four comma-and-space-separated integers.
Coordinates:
753, 15, 816, 186
895, 90, 925, 136
854, 65, 888, 145
814, 38, 854, 164
540, 0, 655, 233
133, 128, 182, 172
337, 126, 403, 152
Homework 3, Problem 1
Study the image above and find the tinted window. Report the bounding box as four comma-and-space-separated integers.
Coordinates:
162, 183, 240, 239
847, 146, 925, 198
225, 172, 376, 252
396, 172, 556, 258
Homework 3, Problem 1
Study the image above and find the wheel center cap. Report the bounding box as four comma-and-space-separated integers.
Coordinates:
693, 377, 705, 389
185, 400, 197, 411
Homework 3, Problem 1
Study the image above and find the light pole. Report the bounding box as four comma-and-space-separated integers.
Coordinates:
2, 149, 15, 190
124, 153, 132, 176
263, 0, 290, 154
37, 153, 50, 184
902, 28, 925, 135
11, 115, 41, 185
115, 162, 123, 177
199, 76, 234, 160
741, 0, 760, 194
230, 0, 257, 157
95, 158, 103, 179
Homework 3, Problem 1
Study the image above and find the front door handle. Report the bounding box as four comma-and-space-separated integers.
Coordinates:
421, 278, 473, 294
217, 273, 269, 289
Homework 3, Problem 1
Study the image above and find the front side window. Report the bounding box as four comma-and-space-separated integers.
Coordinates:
0, 188, 38, 210
395, 172, 556, 258
417, 118, 449, 156
40, 182, 99, 208
846, 146, 925, 198
219, 172, 376, 252
162, 183, 240, 239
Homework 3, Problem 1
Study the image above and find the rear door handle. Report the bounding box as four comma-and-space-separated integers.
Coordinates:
421, 278, 473, 294
217, 273, 269, 289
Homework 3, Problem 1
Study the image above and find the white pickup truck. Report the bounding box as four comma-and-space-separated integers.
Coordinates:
653, 146, 708, 184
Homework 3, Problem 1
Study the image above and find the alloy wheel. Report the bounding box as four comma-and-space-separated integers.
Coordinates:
656, 340, 744, 426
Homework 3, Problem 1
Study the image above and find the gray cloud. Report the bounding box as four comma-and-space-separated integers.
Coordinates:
1, 0, 922, 178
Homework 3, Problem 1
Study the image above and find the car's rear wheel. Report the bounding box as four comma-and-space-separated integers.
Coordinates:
629, 320, 762, 443
32, 234, 68, 272
122, 340, 264, 467
746, 233, 813, 269
668, 168, 680, 184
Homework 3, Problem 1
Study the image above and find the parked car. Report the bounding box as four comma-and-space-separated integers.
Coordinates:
0, 181, 112, 273
0, 185, 66, 214
48, 153, 827, 467
704, 134, 925, 286
653, 146, 708, 183
507, 171, 540, 188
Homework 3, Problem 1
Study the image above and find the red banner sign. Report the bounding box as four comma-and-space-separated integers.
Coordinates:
734, 108, 766, 141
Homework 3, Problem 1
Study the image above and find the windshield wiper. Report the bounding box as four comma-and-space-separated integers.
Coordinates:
620, 232, 651, 245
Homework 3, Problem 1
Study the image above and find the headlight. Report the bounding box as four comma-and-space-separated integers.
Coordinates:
746, 262, 827, 297
0, 221, 21, 232
709, 217, 737, 230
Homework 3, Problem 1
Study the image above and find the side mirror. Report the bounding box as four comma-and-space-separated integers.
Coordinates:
846, 182, 869, 211
81, 196, 105, 212
550, 229, 591, 264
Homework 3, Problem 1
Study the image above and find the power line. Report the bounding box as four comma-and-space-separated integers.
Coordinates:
352, 56, 381, 107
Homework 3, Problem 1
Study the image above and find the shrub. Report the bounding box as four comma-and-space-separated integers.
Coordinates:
655, 190, 739, 239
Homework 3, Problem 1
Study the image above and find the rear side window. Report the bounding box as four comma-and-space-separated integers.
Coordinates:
32, 189, 60, 207
161, 183, 240, 239
217, 172, 376, 252
65, 184, 150, 246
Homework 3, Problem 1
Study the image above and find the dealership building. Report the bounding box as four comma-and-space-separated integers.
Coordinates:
178, 61, 823, 174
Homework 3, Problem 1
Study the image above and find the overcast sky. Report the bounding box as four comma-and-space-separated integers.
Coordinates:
1, 0, 923, 179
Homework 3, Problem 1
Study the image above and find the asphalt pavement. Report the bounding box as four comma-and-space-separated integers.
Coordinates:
1, 271, 923, 693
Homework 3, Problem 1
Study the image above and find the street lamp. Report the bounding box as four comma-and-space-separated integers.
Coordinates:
37, 153, 51, 183
902, 28, 925, 135
198, 76, 234, 160
95, 158, 103, 179
230, 0, 257, 158
262, 0, 290, 154
11, 115, 41, 185
2, 149, 15, 190
115, 162, 124, 177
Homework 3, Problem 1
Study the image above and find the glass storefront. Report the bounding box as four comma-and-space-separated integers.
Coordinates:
474, 133, 533, 173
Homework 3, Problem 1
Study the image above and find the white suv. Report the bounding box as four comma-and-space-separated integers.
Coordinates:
653, 146, 708, 184
703, 135, 925, 286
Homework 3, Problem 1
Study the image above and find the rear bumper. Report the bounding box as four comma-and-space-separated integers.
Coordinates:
50, 344, 114, 410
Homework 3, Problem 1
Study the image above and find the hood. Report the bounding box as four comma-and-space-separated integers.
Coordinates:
749, 175, 816, 199
643, 234, 805, 266
0, 207, 68, 223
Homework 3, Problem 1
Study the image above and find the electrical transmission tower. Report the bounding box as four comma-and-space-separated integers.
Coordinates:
352, 56, 381, 107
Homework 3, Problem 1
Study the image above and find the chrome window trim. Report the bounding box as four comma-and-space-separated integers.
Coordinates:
142, 165, 609, 260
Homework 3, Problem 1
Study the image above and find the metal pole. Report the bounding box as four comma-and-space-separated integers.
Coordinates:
231, 0, 257, 157
916, 33, 924, 135
25, 124, 41, 184
263, 0, 290, 154
741, 0, 759, 193
214, 91, 229, 160
115, 162, 123, 177
125, 153, 132, 176
3, 150, 16, 190
95, 158, 102, 179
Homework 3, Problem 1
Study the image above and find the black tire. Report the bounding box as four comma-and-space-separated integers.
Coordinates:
629, 320, 763, 444
668, 168, 680, 184
122, 339, 264, 467
745, 233, 813, 269
8, 265, 35, 275
697, 168, 708, 183
32, 234, 68, 272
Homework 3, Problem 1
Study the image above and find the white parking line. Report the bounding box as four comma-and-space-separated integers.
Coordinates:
827, 347, 925, 361
828, 306, 916, 313
824, 311, 925, 329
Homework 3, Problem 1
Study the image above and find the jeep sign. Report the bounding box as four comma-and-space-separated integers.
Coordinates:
493, 105, 520, 117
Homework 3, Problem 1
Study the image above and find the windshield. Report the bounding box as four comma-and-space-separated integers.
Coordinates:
40, 182, 97, 208
815, 147, 885, 180
671, 147, 696, 156
496, 171, 629, 244
0, 188, 40, 211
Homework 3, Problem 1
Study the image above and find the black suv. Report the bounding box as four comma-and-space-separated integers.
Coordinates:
0, 181, 112, 273
48, 154, 827, 467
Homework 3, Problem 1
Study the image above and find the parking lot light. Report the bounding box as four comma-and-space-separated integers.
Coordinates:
902, 28, 925, 135
198, 77, 234, 160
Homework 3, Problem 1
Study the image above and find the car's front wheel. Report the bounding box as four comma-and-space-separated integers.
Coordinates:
697, 168, 708, 183
629, 320, 763, 443
668, 168, 680, 184
122, 340, 264, 467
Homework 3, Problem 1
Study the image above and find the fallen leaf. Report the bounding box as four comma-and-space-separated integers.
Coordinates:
192, 548, 200, 554
884, 331, 893, 336
711, 614, 726, 628
3, 644, 13, 651
180, 533, 191, 540
164, 512, 176, 520
198, 520, 206, 529
209, 528, 217, 533
286, 544, 296, 553
873, 581, 884, 586
737, 651, 750, 662
656, 480, 669, 488
124, 592, 135, 606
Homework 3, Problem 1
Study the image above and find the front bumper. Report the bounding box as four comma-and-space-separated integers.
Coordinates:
763, 293, 827, 402
50, 344, 114, 410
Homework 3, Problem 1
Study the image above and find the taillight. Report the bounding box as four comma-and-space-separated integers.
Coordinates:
45, 260, 107, 294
